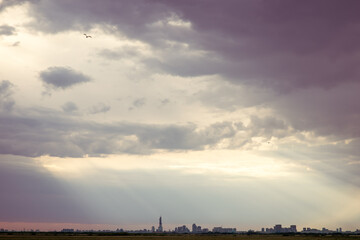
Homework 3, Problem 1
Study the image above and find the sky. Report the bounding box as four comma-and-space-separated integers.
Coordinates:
0, 0, 360, 232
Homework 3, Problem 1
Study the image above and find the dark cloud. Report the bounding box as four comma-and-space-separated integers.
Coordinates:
0, 80, 15, 111
196, 78, 360, 143
3, 0, 360, 185
89, 102, 111, 114
0, 109, 241, 157
39, 66, 91, 91
22, 0, 170, 35
12, 0, 360, 91
0, 0, 33, 12
4, 0, 360, 142
1, 104, 326, 159
0, 25, 16, 35
161, 0, 360, 90
62, 101, 78, 113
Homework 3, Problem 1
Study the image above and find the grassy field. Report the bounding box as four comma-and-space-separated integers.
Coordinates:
0, 234, 359, 240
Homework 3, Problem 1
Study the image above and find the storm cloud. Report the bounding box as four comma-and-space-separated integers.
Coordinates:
0, 109, 240, 157
4, 0, 358, 140
2, 0, 360, 171
6, 0, 359, 90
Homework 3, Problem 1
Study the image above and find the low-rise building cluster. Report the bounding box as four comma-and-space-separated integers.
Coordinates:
1, 217, 360, 234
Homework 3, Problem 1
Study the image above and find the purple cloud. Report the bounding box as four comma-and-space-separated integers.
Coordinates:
160, 0, 360, 89
40, 66, 91, 91
2, 0, 360, 153
7, 0, 358, 91
0, 108, 240, 157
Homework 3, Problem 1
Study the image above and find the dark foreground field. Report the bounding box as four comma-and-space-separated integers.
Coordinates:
0, 234, 359, 240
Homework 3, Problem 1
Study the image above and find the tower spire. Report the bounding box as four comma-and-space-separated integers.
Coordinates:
157, 216, 163, 232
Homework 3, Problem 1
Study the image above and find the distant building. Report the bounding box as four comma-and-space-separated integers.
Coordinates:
192, 223, 202, 233
302, 227, 321, 233
175, 225, 190, 233
61, 229, 74, 233
157, 216, 163, 232
202, 228, 209, 233
265, 224, 297, 233
192, 224, 197, 233
212, 227, 236, 233
151, 226, 155, 233
274, 224, 282, 233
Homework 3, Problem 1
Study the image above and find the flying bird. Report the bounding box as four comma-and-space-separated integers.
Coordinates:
83, 33, 92, 38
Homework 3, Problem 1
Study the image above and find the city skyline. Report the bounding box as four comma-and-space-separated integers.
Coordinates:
1, 218, 360, 234
0, 216, 359, 233
1, 0, 360, 232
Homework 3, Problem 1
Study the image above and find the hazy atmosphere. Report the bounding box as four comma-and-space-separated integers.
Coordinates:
1, 0, 360, 231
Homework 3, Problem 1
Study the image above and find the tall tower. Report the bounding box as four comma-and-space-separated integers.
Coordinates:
192, 223, 197, 233
158, 216, 163, 232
